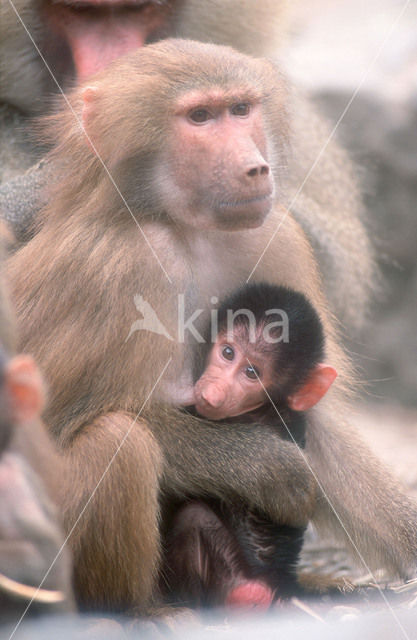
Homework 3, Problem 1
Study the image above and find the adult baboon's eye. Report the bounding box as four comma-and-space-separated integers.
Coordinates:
222, 345, 235, 361
188, 108, 212, 124
231, 103, 250, 117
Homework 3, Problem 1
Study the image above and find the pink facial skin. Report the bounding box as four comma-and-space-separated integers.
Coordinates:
194, 335, 337, 420
194, 335, 273, 421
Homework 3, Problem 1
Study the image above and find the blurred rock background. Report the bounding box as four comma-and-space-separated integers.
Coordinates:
280, 2, 417, 591
282, 0, 417, 490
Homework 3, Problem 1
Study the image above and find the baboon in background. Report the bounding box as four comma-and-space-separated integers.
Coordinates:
0, 0, 373, 330
7, 40, 417, 615
0, 228, 73, 621
0, 0, 288, 117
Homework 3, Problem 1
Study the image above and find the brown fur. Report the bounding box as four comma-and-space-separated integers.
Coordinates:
6, 40, 417, 612
0, 222, 16, 353
61, 413, 163, 613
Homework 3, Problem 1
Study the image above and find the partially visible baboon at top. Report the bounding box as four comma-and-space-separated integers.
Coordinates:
0, 0, 288, 182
